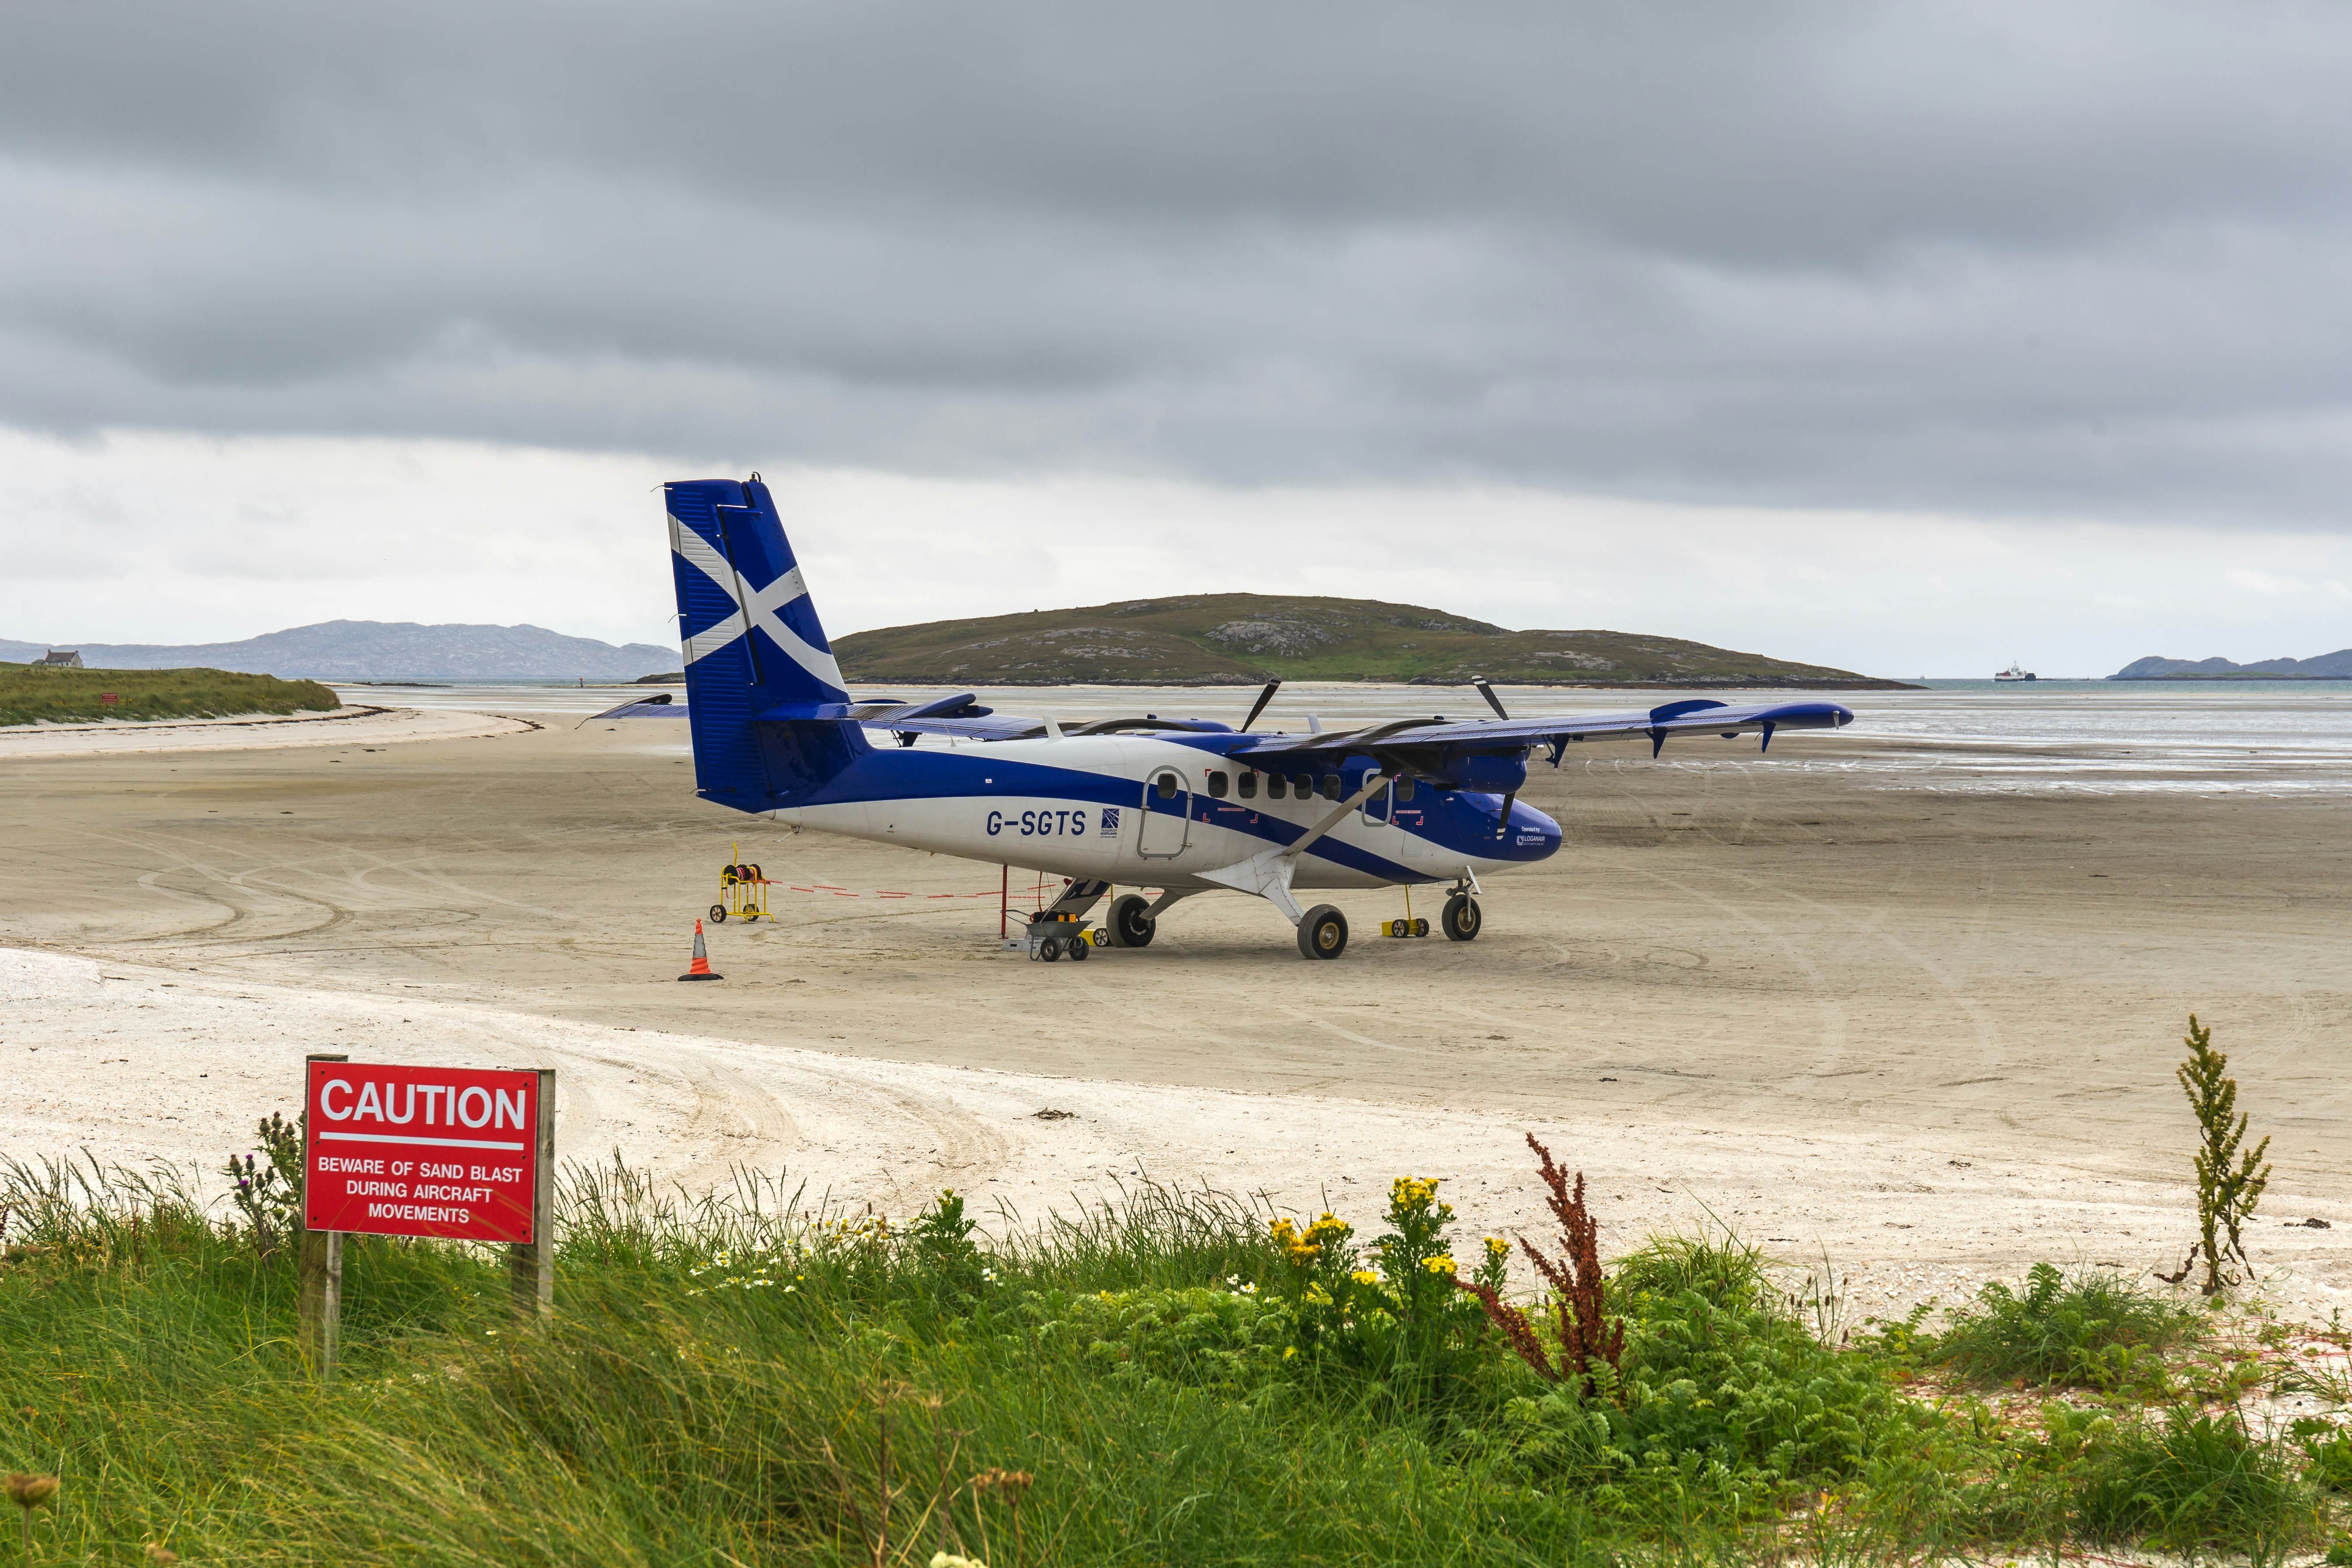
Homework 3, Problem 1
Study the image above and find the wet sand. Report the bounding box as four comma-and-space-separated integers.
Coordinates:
2, 703, 2346, 1317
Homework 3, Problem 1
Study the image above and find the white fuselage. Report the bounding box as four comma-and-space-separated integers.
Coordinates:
758, 733, 1524, 889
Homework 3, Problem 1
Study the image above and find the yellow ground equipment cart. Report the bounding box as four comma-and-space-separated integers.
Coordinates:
710, 850, 771, 923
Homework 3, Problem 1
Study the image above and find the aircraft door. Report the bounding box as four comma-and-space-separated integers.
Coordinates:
1137, 767, 1191, 857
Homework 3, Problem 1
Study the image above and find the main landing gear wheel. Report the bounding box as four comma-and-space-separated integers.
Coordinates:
1297, 904, 1348, 960
1441, 894, 1482, 942
1107, 894, 1155, 949
708, 904, 727, 923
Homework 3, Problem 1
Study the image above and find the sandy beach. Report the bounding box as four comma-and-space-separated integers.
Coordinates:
3, 689, 2347, 1320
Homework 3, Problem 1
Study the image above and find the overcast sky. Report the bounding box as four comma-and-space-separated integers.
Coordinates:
5, 1, 2350, 675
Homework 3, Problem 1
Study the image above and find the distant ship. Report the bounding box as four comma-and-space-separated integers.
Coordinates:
1994, 663, 2036, 683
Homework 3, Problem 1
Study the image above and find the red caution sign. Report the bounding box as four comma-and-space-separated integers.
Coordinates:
303, 1062, 541, 1242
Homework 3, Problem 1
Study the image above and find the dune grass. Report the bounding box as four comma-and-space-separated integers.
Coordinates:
0, 665, 340, 726
0, 1152, 2337, 1565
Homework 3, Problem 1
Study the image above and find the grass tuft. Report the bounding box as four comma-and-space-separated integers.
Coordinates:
1609, 1224, 1771, 1313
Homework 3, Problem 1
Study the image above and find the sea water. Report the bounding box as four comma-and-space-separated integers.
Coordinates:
344, 678, 2352, 797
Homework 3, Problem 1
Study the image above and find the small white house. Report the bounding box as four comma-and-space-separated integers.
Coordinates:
36, 650, 83, 668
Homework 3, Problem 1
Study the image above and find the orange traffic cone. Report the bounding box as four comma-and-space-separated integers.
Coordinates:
677, 919, 723, 982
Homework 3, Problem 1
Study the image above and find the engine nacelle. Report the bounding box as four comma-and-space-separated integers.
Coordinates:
1439, 750, 1528, 794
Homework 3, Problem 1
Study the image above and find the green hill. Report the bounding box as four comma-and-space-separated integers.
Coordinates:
833, 593, 1908, 688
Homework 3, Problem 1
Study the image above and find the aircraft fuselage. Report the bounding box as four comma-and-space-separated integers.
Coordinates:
747, 731, 1560, 890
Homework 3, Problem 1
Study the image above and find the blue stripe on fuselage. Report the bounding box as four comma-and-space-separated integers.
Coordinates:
706, 732, 1559, 877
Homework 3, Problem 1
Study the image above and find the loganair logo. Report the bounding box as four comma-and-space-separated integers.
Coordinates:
1516, 831, 1545, 846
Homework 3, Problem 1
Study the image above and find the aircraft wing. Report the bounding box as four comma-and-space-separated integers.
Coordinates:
838, 696, 1240, 744
758, 692, 1040, 743
863, 710, 1044, 743
1238, 697, 1852, 763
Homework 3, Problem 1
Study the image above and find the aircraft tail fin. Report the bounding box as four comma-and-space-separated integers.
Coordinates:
664, 476, 868, 805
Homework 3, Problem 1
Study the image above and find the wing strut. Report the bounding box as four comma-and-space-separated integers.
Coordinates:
1197, 771, 1388, 923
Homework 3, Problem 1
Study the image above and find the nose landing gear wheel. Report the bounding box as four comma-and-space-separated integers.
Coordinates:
1297, 904, 1349, 960
1441, 894, 1481, 942
1107, 893, 1155, 949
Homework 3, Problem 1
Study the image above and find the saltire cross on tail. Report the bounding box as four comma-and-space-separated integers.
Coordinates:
663, 476, 1854, 961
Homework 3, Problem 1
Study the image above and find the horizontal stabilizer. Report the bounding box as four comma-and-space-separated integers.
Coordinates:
579, 693, 689, 726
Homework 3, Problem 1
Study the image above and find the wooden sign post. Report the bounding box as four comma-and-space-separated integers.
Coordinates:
508, 1066, 556, 1320
297, 1057, 555, 1378
297, 1052, 347, 1379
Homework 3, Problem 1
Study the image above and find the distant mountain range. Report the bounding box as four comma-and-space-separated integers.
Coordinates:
2111, 649, 2352, 680
836, 593, 1913, 688
4, 599, 1912, 688
2, 621, 681, 681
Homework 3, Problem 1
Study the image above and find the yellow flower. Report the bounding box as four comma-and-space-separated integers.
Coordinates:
1389, 1176, 1441, 1209
1485, 1236, 1510, 1259
1423, 1255, 1457, 1276
1351, 1269, 1381, 1287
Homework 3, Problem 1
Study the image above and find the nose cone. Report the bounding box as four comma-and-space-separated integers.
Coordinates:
1503, 799, 1561, 860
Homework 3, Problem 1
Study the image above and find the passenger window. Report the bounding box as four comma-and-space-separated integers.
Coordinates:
1154, 772, 1178, 801
1293, 773, 1313, 796
1320, 774, 1341, 800
1207, 770, 1228, 798
1238, 771, 1257, 799
1267, 774, 1286, 799
1396, 774, 1415, 802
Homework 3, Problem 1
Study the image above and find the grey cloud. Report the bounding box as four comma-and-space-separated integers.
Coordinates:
3, 1, 2352, 524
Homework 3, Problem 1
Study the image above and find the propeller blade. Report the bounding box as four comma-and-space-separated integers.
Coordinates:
1240, 678, 1282, 732
1495, 790, 1517, 838
1472, 676, 1510, 720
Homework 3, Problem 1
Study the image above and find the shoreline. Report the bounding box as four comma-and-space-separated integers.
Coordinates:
0, 704, 535, 759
